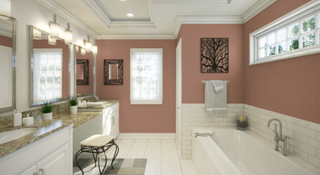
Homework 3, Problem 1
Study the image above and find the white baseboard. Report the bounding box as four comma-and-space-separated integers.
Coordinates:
118, 133, 175, 139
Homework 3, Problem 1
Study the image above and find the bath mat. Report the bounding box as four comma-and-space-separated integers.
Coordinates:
73, 158, 147, 175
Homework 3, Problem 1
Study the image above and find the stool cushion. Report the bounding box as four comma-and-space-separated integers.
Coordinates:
81, 134, 114, 147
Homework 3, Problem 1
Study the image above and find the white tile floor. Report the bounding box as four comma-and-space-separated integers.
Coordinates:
106, 138, 198, 175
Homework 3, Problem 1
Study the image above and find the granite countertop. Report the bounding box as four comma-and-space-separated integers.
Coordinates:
78, 100, 119, 110
0, 100, 119, 158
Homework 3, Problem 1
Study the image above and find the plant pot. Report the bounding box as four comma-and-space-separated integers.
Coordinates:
70, 106, 78, 114
42, 112, 52, 120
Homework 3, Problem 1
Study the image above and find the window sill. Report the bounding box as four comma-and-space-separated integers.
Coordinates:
131, 100, 163, 105
250, 45, 320, 66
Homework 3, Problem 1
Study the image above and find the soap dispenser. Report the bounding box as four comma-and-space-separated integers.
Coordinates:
13, 109, 22, 127
23, 114, 34, 126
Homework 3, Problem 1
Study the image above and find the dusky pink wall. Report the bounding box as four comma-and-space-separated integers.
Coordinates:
33, 40, 69, 98
178, 24, 245, 103
76, 52, 94, 95
96, 40, 176, 133
0, 35, 12, 47
243, 0, 320, 124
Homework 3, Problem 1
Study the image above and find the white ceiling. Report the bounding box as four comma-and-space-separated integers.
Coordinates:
39, 0, 277, 39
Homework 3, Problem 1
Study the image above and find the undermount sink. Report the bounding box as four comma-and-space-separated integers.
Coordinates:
0, 128, 37, 145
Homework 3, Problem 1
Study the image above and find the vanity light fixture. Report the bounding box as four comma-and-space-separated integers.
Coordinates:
126, 13, 134, 17
81, 48, 86, 55
33, 28, 41, 40
64, 23, 72, 45
84, 36, 92, 53
92, 44, 98, 55
0, 0, 11, 20
49, 14, 60, 39
48, 34, 56, 45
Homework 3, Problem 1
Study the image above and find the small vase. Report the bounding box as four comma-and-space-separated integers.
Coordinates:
70, 106, 78, 114
42, 112, 53, 120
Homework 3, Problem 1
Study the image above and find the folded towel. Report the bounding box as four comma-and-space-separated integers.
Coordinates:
211, 80, 224, 93
86, 102, 104, 106
205, 81, 227, 114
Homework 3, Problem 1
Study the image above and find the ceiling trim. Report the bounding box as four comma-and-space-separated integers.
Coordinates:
82, 0, 156, 28
173, 15, 244, 37
153, 0, 232, 4
0, 28, 11, 38
81, 0, 111, 27
242, 0, 277, 23
35, 0, 98, 38
97, 33, 176, 40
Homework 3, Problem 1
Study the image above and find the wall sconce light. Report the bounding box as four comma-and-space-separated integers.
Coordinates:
84, 36, 92, 53
64, 23, 72, 45
49, 14, 59, 39
81, 48, 86, 55
92, 44, 98, 55
75, 46, 79, 53
33, 28, 41, 40
0, 0, 11, 20
48, 34, 56, 45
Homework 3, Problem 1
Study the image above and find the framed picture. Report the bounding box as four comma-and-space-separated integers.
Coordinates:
104, 59, 123, 85
200, 38, 229, 73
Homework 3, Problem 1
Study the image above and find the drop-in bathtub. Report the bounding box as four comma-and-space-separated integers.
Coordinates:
192, 128, 317, 175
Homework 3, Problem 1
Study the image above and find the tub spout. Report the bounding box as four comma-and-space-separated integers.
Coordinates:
194, 131, 214, 137
267, 118, 288, 156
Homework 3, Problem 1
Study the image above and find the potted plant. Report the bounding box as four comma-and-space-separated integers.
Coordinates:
41, 101, 54, 120
70, 98, 78, 114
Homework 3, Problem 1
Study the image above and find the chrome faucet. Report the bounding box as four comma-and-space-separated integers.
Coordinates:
267, 118, 288, 156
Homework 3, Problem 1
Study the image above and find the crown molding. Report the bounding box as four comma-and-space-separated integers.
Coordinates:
0, 28, 12, 38
81, 0, 111, 27
97, 33, 175, 40
35, 0, 98, 38
153, 0, 231, 4
82, 0, 156, 28
242, 0, 277, 23
173, 15, 244, 37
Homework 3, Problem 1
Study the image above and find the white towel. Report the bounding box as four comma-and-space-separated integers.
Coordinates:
205, 80, 227, 114
211, 80, 224, 93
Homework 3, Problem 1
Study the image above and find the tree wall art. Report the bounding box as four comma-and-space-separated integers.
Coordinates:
200, 38, 229, 73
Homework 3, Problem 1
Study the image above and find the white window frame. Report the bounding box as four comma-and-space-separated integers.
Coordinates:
250, 1, 320, 65
33, 48, 63, 102
130, 48, 163, 105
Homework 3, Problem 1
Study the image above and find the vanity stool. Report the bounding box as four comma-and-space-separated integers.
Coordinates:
74, 134, 119, 175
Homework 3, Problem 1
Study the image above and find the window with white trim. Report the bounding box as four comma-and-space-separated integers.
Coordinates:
130, 48, 163, 104
33, 49, 63, 102
250, 1, 320, 65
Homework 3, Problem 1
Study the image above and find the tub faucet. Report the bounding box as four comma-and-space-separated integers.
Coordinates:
267, 118, 288, 156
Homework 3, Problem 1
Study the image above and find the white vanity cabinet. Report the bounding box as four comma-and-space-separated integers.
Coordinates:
102, 102, 119, 138
0, 125, 73, 175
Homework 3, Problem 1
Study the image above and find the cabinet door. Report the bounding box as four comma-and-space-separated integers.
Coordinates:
19, 165, 37, 175
103, 115, 113, 135
37, 144, 69, 175
112, 111, 119, 137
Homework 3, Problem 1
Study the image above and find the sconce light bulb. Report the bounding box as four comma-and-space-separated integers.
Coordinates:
64, 29, 72, 45
92, 45, 98, 55
48, 35, 57, 45
49, 22, 60, 39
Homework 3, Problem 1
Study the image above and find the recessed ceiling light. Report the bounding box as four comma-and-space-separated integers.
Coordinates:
126, 13, 134, 17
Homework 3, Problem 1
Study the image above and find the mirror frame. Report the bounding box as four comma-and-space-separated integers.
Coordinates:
0, 16, 16, 112
104, 59, 123, 85
74, 45, 94, 98
29, 26, 71, 106
76, 59, 89, 85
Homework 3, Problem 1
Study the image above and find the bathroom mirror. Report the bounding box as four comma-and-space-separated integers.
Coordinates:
75, 45, 94, 97
104, 59, 123, 85
0, 16, 16, 112
29, 26, 70, 106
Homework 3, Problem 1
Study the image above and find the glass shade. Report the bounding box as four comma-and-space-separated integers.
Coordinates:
75, 46, 79, 53
92, 45, 97, 55
81, 48, 86, 55
50, 22, 59, 39
33, 28, 41, 40
64, 29, 72, 45
48, 35, 56, 45
86, 40, 92, 53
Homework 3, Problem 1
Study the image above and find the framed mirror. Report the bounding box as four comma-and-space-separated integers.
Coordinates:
104, 59, 123, 85
75, 45, 94, 97
29, 26, 70, 106
0, 16, 16, 112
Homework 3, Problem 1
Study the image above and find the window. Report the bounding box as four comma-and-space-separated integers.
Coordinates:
33, 49, 62, 102
250, 1, 320, 65
130, 48, 163, 104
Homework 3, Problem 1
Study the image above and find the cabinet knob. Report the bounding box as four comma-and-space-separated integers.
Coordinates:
177, 107, 181, 109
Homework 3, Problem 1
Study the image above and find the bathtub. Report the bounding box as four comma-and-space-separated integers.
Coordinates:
192, 128, 317, 175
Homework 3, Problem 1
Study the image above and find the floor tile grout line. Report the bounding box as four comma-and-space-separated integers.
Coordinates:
175, 138, 184, 175
125, 138, 135, 159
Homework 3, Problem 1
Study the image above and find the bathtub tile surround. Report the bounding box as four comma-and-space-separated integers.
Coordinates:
244, 104, 320, 169
181, 103, 243, 159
